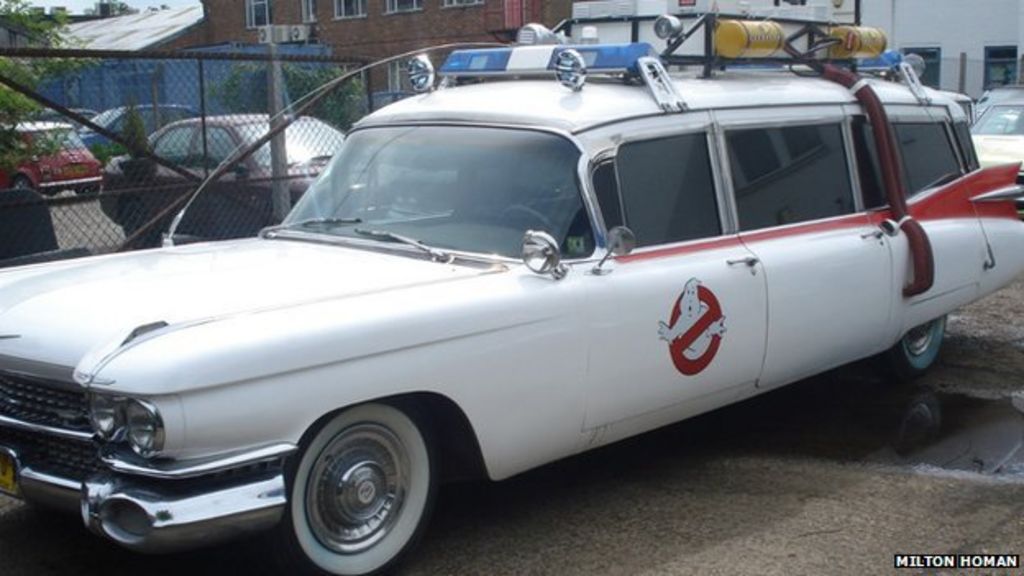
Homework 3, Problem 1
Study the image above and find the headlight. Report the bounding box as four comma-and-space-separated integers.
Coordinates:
88, 394, 165, 458
125, 399, 164, 458
89, 393, 124, 440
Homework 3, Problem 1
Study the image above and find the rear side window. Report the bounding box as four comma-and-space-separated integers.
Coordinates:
727, 123, 855, 231
615, 133, 721, 247
893, 123, 961, 195
953, 121, 980, 171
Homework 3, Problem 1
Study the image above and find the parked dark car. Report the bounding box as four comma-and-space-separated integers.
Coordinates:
1, 122, 103, 196
79, 104, 198, 148
100, 114, 345, 247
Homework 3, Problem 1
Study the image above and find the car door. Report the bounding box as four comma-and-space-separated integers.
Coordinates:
582, 125, 768, 437
721, 112, 893, 389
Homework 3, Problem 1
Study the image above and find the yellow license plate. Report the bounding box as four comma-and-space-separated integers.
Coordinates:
0, 451, 17, 496
66, 165, 88, 177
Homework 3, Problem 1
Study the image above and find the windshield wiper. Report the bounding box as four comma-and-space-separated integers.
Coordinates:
260, 217, 362, 237
353, 228, 453, 263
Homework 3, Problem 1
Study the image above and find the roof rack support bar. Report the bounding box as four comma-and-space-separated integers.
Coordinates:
636, 57, 686, 113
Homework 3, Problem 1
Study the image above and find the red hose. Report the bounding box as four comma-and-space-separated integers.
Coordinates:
821, 65, 935, 297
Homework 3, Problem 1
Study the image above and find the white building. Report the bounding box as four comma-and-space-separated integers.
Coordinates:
862, 0, 1022, 97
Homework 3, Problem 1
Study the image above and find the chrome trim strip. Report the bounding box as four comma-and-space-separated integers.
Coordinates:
21, 466, 81, 491
37, 176, 102, 188
0, 357, 77, 385
102, 442, 297, 480
971, 185, 1024, 203
0, 413, 94, 441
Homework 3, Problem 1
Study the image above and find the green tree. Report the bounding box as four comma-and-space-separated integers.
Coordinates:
0, 0, 76, 170
214, 63, 366, 132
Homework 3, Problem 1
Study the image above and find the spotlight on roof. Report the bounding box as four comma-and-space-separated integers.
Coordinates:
407, 54, 435, 93
517, 23, 561, 46
554, 49, 587, 92
654, 15, 684, 40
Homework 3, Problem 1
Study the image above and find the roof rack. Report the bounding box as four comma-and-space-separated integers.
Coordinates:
429, 6, 929, 112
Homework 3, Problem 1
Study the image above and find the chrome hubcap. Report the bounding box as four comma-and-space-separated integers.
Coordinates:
904, 320, 936, 357
306, 423, 409, 554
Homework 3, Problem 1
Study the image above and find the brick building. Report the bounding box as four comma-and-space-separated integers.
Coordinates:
181, 0, 571, 94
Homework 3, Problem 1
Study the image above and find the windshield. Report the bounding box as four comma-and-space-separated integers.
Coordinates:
89, 108, 122, 129
242, 118, 346, 167
284, 126, 594, 259
973, 105, 1024, 135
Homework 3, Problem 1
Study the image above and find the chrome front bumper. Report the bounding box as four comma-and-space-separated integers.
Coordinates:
82, 471, 287, 553
1, 442, 291, 554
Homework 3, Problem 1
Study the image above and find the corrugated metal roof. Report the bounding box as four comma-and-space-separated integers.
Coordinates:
67, 5, 204, 51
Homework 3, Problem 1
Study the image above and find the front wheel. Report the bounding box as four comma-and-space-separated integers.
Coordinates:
879, 316, 947, 382
274, 403, 437, 576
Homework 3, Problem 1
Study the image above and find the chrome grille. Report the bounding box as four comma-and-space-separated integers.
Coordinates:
0, 372, 91, 432
0, 426, 101, 481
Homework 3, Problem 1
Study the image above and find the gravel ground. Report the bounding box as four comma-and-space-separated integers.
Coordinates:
1, 276, 1022, 576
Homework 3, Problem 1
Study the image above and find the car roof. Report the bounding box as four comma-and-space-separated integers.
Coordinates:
360, 72, 964, 134
16, 121, 74, 132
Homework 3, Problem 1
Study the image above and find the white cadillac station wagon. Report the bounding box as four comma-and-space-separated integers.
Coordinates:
1, 13, 1024, 576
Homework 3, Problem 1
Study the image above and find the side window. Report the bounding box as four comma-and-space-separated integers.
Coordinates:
152, 126, 194, 165
851, 118, 886, 209
592, 161, 623, 230
204, 127, 238, 167
727, 123, 854, 231
615, 133, 720, 247
953, 121, 980, 172
893, 123, 961, 195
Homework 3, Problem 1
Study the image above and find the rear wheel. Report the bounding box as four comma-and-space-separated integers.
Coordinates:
880, 316, 947, 382
10, 175, 33, 191
274, 403, 436, 576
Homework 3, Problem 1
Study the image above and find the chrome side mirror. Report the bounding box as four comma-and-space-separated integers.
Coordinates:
522, 230, 568, 280
591, 226, 637, 275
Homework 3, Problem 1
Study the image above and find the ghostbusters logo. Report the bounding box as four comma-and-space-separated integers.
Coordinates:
658, 278, 727, 376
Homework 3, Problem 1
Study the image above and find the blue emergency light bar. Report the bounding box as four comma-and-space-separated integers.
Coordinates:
857, 50, 904, 73
440, 43, 656, 78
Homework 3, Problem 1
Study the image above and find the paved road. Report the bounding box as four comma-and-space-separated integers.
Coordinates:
2, 279, 1023, 576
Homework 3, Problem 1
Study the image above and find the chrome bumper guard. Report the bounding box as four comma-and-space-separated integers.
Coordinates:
82, 471, 287, 554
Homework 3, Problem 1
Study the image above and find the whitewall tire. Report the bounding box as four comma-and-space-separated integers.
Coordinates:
277, 402, 436, 576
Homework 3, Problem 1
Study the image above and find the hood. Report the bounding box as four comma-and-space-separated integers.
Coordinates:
0, 238, 501, 374
973, 135, 1024, 171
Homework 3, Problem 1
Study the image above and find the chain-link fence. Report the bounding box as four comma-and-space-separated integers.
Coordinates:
0, 47, 371, 267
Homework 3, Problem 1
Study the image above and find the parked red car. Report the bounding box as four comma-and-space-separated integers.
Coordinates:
3, 122, 103, 195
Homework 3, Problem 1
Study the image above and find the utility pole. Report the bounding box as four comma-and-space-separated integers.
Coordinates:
262, 29, 291, 223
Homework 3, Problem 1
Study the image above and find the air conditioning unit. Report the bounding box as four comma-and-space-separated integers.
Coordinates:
289, 25, 311, 43
259, 25, 308, 44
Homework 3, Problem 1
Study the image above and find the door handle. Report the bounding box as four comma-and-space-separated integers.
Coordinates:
861, 230, 884, 240
729, 255, 761, 268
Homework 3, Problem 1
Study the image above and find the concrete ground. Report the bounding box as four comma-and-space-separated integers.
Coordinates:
1, 277, 1023, 575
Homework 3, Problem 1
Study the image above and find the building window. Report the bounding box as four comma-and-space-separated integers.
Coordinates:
443, 0, 483, 6
385, 0, 422, 14
246, 0, 271, 28
387, 61, 405, 92
984, 46, 1018, 89
334, 0, 365, 17
903, 47, 941, 89
301, 0, 316, 22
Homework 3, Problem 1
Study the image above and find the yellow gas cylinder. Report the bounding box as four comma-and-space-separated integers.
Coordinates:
829, 26, 888, 59
715, 20, 786, 59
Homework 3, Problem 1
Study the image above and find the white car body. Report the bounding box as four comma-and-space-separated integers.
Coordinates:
1, 38, 1023, 574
